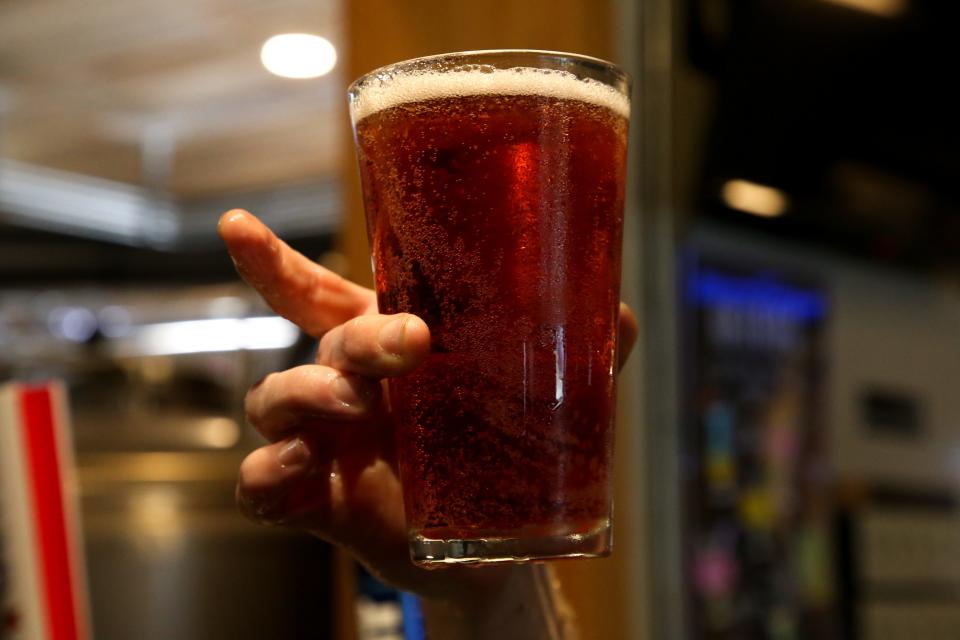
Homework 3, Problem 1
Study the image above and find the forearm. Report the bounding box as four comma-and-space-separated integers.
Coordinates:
419, 564, 580, 640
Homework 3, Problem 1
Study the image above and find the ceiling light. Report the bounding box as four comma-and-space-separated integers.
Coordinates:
129, 488, 183, 554
113, 317, 299, 357
721, 179, 788, 218
822, 0, 907, 18
47, 306, 98, 342
196, 417, 241, 449
260, 33, 337, 79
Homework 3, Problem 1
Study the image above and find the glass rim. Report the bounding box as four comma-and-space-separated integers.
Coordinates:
347, 48, 631, 99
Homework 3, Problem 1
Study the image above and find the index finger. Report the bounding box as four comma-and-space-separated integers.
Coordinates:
218, 210, 375, 337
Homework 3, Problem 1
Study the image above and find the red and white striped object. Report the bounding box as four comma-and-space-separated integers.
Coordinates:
0, 381, 90, 640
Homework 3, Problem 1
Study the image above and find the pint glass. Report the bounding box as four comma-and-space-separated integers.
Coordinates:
348, 50, 630, 565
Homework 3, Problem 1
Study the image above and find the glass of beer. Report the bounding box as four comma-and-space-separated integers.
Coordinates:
348, 50, 630, 565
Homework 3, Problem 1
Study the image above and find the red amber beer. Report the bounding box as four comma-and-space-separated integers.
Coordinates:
349, 51, 630, 564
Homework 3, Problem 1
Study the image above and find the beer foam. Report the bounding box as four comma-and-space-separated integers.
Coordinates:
350, 67, 630, 122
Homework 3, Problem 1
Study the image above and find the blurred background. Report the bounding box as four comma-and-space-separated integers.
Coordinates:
1, 0, 958, 639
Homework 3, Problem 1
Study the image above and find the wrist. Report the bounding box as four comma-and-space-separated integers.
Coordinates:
419, 564, 579, 640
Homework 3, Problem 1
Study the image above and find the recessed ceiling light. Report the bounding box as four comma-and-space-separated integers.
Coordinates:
721, 179, 788, 218
260, 33, 337, 79
822, 0, 907, 18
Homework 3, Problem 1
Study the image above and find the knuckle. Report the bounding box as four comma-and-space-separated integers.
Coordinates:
236, 454, 285, 525
316, 334, 332, 362
285, 365, 314, 391
317, 326, 342, 364
243, 373, 273, 424
340, 316, 366, 345
236, 484, 283, 525
243, 397, 256, 425
280, 367, 325, 412
341, 337, 374, 364
340, 319, 380, 364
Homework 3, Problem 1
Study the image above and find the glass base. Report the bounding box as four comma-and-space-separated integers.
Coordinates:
409, 521, 611, 566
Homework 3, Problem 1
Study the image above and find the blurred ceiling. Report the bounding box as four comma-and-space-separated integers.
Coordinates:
0, 0, 344, 199
686, 0, 960, 270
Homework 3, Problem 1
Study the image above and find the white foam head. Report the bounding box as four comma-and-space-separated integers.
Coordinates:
350, 67, 630, 123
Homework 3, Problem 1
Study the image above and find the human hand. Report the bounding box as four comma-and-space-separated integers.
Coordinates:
218, 209, 639, 601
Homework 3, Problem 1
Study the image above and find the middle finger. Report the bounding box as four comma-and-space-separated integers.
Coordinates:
316, 313, 430, 378
244, 364, 381, 442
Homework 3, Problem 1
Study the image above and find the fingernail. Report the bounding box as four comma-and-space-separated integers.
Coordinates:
378, 316, 408, 356
277, 437, 310, 471
218, 209, 246, 232
332, 374, 368, 408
